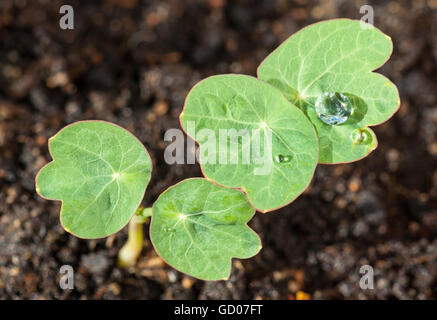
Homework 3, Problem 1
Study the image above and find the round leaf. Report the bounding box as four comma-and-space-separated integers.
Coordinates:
180, 74, 319, 212
150, 178, 261, 280
258, 19, 400, 163
36, 121, 152, 239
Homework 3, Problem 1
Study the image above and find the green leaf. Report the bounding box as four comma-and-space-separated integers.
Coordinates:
180, 74, 318, 212
258, 19, 400, 163
150, 178, 261, 280
36, 121, 152, 239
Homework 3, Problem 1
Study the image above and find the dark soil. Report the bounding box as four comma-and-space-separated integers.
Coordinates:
0, 0, 436, 300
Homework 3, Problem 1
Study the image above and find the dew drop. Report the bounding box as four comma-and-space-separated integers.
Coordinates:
351, 128, 372, 144
161, 227, 174, 233
315, 92, 352, 125
275, 154, 292, 163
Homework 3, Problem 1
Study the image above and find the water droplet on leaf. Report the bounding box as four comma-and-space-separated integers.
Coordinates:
315, 92, 352, 125
351, 128, 372, 144
275, 154, 292, 163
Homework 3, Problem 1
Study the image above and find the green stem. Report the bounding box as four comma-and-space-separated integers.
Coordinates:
117, 207, 152, 268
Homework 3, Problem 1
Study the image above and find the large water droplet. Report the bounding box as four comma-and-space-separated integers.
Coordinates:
351, 128, 372, 144
275, 154, 292, 163
315, 92, 352, 125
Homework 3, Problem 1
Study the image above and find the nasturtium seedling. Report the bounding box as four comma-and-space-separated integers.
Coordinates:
258, 19, 400, 163
36, 121, 152, 238
34, 19, 400, 281
150, 178, 261, 280
180, 74, 319, 212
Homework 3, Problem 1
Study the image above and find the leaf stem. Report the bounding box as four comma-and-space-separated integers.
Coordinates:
117, 207, 152, 268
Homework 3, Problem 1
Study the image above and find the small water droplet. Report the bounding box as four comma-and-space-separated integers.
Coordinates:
275, 154, 292, 163
351, 128, 372, 144
161, 227, 174, 233
315, 92, 352, 125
